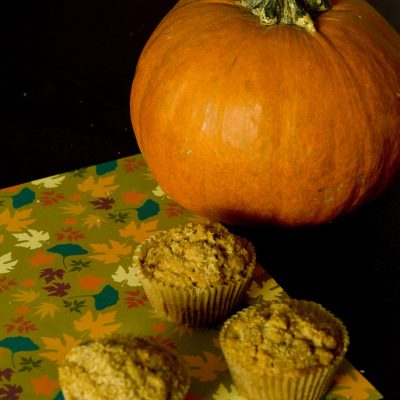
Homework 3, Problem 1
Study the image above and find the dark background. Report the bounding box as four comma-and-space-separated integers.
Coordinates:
1, 1, 399, 398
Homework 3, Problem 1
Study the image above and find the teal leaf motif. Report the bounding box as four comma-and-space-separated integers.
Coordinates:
136, 199, 160, 220
0, 337, 39, 353
93, 285, 119, 310
53, 391, 65, 400
47, 244, 88, 258
96, 160, 117, 176
0, 337, 40, 367
11, 188, 35, 209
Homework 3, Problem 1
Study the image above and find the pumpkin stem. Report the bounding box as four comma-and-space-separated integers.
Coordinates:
240, 0, 332, 32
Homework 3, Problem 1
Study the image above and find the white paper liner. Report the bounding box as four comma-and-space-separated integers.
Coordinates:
132, 229, 256, 327
219, 299, 350, 400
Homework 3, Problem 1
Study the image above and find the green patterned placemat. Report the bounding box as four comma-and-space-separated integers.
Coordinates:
0, 154, 382, 399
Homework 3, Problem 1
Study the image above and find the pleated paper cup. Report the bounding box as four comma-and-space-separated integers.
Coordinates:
132, 231, 256, 327
219, 300, 350, 400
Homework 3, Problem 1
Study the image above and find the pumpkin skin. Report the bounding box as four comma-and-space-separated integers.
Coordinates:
130, 0, 400, 226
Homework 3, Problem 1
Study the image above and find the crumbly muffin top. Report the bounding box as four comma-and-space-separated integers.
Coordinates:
58, 334, 189, 400
139, 222, 254, 289
220, 300, 348, 375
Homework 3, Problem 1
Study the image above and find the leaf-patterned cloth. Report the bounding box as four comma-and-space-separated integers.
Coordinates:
0, 154, 382, 400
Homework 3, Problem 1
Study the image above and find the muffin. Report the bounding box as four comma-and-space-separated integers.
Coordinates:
219, 299, 349, 400
132, 222, 256, 327
58, 333, 190, 400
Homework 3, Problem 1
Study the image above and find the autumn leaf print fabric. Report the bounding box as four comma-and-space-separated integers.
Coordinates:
0, 155, 382, 400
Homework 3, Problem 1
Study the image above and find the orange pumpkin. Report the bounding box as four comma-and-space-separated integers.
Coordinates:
130, 0, 400, 226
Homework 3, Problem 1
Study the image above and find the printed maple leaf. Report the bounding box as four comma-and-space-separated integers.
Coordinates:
12, 289, 40, 304
77, 175, 119, 197
89, 240, 132, 264
40, 334, 81, 365
32, 175, 65, 188
122, 191, 147, 206
40, 190, 65, 206
78, 274, 106, 291
12, 229, 49, 250
0, 368, 13, 382
119, 220, 160, 243
122, 157, 147, 173
89, 197, 115, 210
31, 375, 59, 396
152, 185, 167, 198
0, 277, 17, 294
182, 352, 228, 382
331, 369, 378, 399
112, 265, 141, 287
14, 306, 29, 315
73, 310, 121, 339
59, 202, 87, 216
43, 282, 71, 297
171, 324, 193, 338
0, 384, 23, 400
213, 383, 243, 400
153, 335, 176, 350
246, 278, 284, 302
81, 214, 105, 229
27, 251, 55, 267
0, 208, 35, 232
124, 289, 148, 309
34, 302, 59, 319
5, 317, 37, 334
56, 227, 84, 241
165, 201, 186, 217
21, 279, 36, 288
0, 253, 18, 274
39, 268, 65, 283
40, 190, 66, 206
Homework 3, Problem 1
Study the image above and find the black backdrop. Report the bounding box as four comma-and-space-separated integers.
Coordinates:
1, 1, 400, 398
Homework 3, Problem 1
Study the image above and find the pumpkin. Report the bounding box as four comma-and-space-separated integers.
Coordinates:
130, 0, 400, 227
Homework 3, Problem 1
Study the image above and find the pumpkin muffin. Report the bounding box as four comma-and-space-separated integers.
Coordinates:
219, 299, 349, 400
58, 333, 190, 400
132, 222, 256, 327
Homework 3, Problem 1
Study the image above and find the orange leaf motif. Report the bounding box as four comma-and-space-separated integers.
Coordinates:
119, 220, 160, 243
89, 240, 132, 264
122, 191, 147, 206
82, 214, 105, 229
78, 274, 106, 291
22, 279, 37, 287
12, 289, 40, 304
31, 375, 59, 396
40, 334, 81, 365
34, 302, 60, 319
182, 352, 228, 382
73, 310, 122, 339
77, 175, 119, 197
15, 306, 30, 315
28, 251, 55, 267
64, 217, 78, 226
0, 208, 36, 232
331, 368, 380, 399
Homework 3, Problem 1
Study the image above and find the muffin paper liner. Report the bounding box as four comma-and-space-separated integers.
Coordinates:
219, 299, 350, 400
132, 231, 256, 327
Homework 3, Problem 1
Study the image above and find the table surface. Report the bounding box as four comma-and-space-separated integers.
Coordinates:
0, 154, 382, 399
1, 0, 399, 398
